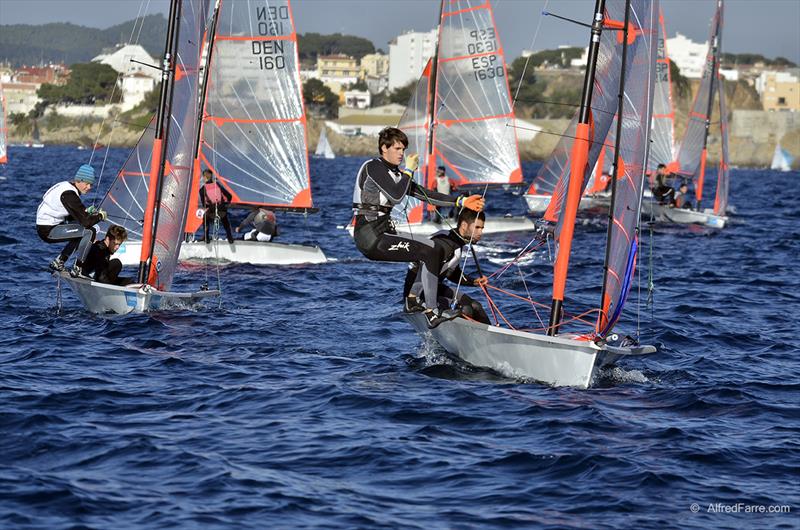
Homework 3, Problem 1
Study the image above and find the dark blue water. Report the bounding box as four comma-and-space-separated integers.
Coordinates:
1, 145, 798, 529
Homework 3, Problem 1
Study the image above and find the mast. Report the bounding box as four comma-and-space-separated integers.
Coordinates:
184, 0, 221, 240
424, 0, 445, 194
137, 0, 183, 283
695, 0, 722, 211
598, 0, 632, 332
547, 0, 607, 336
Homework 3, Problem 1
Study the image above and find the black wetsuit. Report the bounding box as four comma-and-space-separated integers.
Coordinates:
200, 181, 234, 243
82, 240, 133, 285
403, 229, 490, 324
352, 157, 461, 311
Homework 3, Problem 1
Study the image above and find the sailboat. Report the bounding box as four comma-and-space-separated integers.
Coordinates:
111, 0, 326, 266
642, 0, 728, 228
314, 125, 335, 159
407, 0, 658, 388
391, 0, 536, 236
0, 83, 7, 166
27, 119, 45, 148
770, 142, 794, 172
58, 0, 219, 314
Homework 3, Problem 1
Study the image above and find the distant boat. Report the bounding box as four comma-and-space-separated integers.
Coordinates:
770, 142, 794, 172
28, 119, 45, 148
0, 84, 7, 164
314, 126, 335, 159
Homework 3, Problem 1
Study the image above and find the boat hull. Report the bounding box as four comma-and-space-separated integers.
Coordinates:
115, 240, 327, 266
58, 273, 220, 315
641, 200, 727, 228
405, 313, 654, 388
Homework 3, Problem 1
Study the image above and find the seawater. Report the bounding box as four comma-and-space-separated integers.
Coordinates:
0, 145, 797, 529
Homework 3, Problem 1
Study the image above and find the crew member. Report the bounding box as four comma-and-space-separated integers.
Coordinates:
200, 169, 235, 244
83, 225, 133, 285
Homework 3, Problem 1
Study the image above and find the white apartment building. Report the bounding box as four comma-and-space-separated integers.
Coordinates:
92, 44, 160, 80
388, 29, 437, 91
666, 33, 708, 79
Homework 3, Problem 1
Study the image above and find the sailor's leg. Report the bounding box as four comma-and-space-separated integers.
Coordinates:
220, 213, 234, 243
458, 293, 490, 324
74, 226, 97, 267
44, 223, 85, 262
97, 258, 122, 284
254, 231, 272, 242
369, 232, 443, 310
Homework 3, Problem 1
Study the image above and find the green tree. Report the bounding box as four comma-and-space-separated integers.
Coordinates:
389, 81, 416, 105
38, 62, 121, 105
303, 78, 338, 118
669, 59, 690, 99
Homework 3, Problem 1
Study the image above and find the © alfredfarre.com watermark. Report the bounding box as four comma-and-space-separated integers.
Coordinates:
690, 502, 792, 514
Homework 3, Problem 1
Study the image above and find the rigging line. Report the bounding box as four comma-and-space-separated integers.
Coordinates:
517, 263, 545, 330
511, 0, 551, 110
452, 182, 489, 308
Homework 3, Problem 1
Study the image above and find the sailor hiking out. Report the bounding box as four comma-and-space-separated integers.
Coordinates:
352, 127, 484, 328
36, 163, 107, 276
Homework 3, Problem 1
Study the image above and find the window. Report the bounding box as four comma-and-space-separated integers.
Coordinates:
778, 97, 786, 105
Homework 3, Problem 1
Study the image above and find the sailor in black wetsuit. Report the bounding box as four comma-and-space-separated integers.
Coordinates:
83, 225, 134, 286
402, 208, 491, 324
36, 164, 107, 276
352, 127, 485, 328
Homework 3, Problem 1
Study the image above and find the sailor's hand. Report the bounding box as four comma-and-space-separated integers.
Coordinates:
99, 209, 108, 221
458, 194, 485, 212
405, 153, 419, 172
86, 205, 98, 215
474, 276, 489, 287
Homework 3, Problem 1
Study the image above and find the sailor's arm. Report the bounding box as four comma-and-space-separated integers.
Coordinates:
237, 209, 256, 231
364, 160, 414, 202
60, 190, 102, 227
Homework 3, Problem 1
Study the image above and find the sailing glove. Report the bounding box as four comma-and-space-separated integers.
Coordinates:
99, 209, 108, 221
457, 194, 485, 212
405, 153, 419, 172
474, 276, 489, 287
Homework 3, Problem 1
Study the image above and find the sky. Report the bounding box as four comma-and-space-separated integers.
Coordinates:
1, 0, 798, 63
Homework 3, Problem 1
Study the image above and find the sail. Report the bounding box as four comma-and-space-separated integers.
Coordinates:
648, 7, 675, 171
198, 0, 311, 211
99, 116, 157, 241
672, 2, 721, 179
597, 0, 658, 336
771, 143, 794, 172
315, 126, 335, 159
396, 58, 434, 225
529, 0, 632, 233
433, 0, 522, 186
714, 73, 730, 216
0, 85, 7, 164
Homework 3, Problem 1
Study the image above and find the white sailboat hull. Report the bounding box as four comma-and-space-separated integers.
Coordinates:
115, 240, 327, 266
405, 314, 654, 389
345, 215, 537, 237
641, 200, 727, 228
58, 272, 220, 315
524, 193, 604, 214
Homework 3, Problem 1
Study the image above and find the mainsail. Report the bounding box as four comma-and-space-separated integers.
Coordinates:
314, 126, 335, 159
597, 0, 658, 335
184, 0, 312, 235
100, 0, 211, 290
528, 1, 633, 235
648, 7, 675, 171
0, 84, 7, 164
713, 72, 730, 216
396, 0, 521, 225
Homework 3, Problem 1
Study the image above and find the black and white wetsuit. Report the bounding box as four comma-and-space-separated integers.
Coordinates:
83, 240, 132, 285
403, 229, 490, 324
36, 181, 103, 266
352, 157, 460, 311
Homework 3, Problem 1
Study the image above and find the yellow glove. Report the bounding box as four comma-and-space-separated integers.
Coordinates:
405, 153, 419, 172
474, 276, 489, 287
458, 194, 485, 212
99, 209, 108, 221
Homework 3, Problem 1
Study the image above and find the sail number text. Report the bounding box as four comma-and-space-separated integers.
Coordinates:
469, 28, 503, 81
252, 6, 289, 69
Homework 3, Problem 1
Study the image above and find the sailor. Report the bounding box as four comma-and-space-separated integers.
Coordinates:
236, 206, 279, 242
651, 163, 675, 205
36, 163, 106, 275
432, 165, 457, 223
352, 127, 485, 328
402, 208, 491, 324
200, 169, 235, 244
82, 225, 133, 286
672, 182, 692, 209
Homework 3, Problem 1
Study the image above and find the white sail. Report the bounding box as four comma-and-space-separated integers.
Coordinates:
770, 142, 794, 172
314, 126, 335, 159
